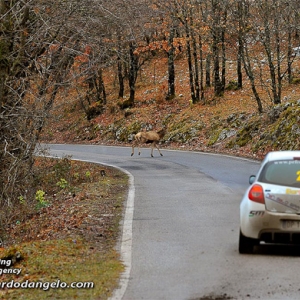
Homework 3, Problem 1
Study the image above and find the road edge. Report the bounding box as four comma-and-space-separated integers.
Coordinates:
41, 151, 134, 300
72, 159, 135, 300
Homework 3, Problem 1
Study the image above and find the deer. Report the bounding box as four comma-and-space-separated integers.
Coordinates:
131, 128, 166, 157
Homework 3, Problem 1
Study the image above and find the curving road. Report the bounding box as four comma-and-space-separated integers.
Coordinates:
44, 144, 300, 300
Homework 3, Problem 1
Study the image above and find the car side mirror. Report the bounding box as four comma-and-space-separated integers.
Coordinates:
249, 175, 256, 185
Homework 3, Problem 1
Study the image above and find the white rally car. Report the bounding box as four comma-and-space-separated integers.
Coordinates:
239, 151, 300, 254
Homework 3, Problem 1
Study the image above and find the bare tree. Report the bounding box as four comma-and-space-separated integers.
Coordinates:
171, 0, 202, 103
282, 1, 300, 84
166, 19, 177, 100
239, 0, 299, 109
237, 0, 263, 112
151, 0, 184, 101
96, 0, 155, 108
0, 0, 89, 225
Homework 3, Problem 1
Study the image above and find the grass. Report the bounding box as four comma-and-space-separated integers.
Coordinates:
0, 240, 123, 299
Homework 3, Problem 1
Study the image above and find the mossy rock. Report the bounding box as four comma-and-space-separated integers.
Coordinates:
207, 128, 223, 146
226, 118, 261, 148
128, 121, 142, 134
115, 127, 129, 141
113, 121, 143, 142
244, 102, 300, 152
166, 120, 204, 143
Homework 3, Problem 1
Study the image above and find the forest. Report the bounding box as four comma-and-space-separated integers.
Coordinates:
1, 0, 300, 229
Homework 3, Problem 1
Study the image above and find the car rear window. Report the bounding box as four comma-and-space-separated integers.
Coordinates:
258, 160, 300, 187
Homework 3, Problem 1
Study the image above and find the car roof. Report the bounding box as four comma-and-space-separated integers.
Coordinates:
264, 151, 300, 162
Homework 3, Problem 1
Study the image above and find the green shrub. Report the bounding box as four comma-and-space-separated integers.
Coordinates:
35, 190, 48, 209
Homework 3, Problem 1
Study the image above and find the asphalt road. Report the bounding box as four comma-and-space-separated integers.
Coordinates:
43, 144, 300, 300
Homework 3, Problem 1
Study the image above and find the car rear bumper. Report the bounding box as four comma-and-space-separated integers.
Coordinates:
240, 207, 300, 243
259, 231, 300, 244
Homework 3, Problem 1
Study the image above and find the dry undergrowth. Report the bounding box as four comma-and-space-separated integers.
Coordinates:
0, 157, 128, 299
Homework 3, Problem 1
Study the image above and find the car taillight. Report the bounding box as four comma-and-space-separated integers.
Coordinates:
248, 184, 265, 204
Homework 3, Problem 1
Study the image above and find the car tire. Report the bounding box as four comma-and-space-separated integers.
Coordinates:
239, 230, 258, 254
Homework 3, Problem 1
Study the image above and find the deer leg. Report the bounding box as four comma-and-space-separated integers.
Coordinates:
131, 139, 137, 156
151, 143, 154, 157
154, 142, 163, 156
132, 138, 142, 156
131, 139, 139, 156
137, 139, 141, 155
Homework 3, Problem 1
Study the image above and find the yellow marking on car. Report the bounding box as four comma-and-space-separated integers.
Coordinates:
286, 188, 300, 195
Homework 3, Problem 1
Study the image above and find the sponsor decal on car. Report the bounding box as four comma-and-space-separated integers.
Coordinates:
297, 170, 300, 181
249, 210, 265, 217
266, 193, 300, 212
286, 188, 300, 195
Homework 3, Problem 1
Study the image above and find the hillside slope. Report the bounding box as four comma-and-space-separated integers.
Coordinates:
41, 57, 300, 160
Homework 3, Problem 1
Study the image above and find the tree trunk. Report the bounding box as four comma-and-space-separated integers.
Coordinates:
236, 0, 244, 89
199, 34, 205, 102
263, 13, 280, 104
211, 0, 222, 97
191, 15, 200, 102
242, 48, 263, 113
128, 42, 138, 103
117, 57, 125, 98
185, 23, 196, 102
221, 26, 226, 93
212, 37, 222, 97
237, 39, 243, 89
205, 54, 211, 87
287, 29, 293, 84
96, 69, 106, 105
166, 26, 176, 100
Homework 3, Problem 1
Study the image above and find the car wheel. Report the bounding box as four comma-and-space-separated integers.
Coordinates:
239, 230, 258, 254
